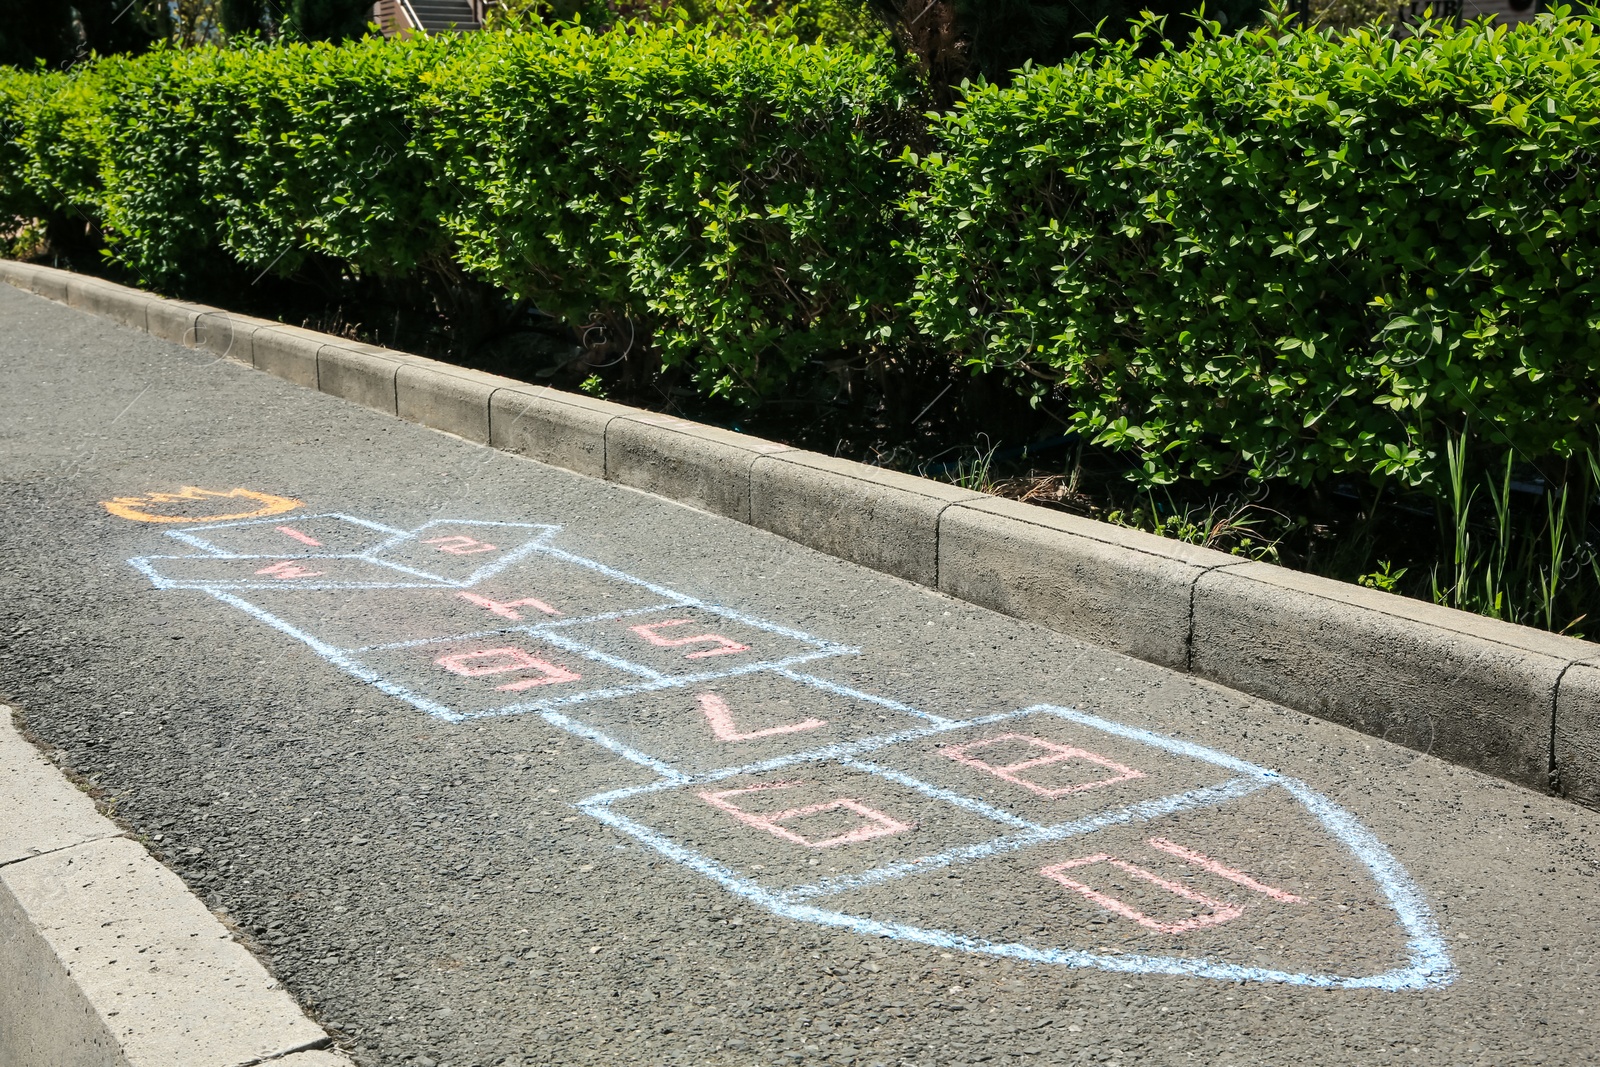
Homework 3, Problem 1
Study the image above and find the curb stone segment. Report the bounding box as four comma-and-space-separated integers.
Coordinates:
252, 326, 325, 390
488, 384, 630, 479
0, 718, 118, 867
65, 276, 150, 333
1556, 660, 1600, 806
3, 261, 1599, 802
317, 341, 409, 416
606, 413, 794, 523
0, 259, 37, 293
2, 837, 336, 1067
750, 451, 985, 587
0, 258, 66, 303
146, 300, 214, 347
0, 713, 351, 1067
397, 363, 517, 445
194, 310, 266, 366
1190, 562, 1593, 792
938, 495, 1245, 671
32, 267, 68, 303
0, 873, 125, 1067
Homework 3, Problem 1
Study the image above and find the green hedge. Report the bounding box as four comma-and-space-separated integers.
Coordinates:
0, 26, 914, 401
424, 25, 916, 397
2, 15, 1598, 488
104, 36, 453, 282
906, 14, 1600, 487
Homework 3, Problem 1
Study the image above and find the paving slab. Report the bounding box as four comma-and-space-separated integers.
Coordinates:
3, 837, 332, 1066
2, 282, 1600, 1067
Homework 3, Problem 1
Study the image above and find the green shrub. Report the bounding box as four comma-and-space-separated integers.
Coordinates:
0, 25, 912, 398
0, 67, 46, 222
0, 63, 108, 230
78, 36, 455, 284
425, 22, 916, 397
906, 11, 1600, 489
489, 0, 891, 50
4, 13, 1599, 480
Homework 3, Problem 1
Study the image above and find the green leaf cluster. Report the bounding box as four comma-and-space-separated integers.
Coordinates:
904, 11, 1600, 488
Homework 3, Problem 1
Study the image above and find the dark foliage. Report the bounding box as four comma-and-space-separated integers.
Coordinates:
0, 0, 163, 68
286, 0, 374, 40
866, 0, 1266, 91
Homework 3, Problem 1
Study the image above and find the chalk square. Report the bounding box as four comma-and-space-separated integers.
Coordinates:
556, 605, 838, 679
347, 632, 651, 718
166, 513, 397, 557
546, 670, 924, 775
866, 709, 1238, 829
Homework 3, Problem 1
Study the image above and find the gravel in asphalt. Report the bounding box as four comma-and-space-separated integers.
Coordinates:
2, 283, 1599, 1066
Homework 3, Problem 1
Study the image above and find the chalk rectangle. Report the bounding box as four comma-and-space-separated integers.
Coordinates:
598, 761, 1020, 895
541, 669, 926, 775
347, 632, 650, 717
131, 554, 440, 591
863, 709, 1238, 830
557, 605, 842, 679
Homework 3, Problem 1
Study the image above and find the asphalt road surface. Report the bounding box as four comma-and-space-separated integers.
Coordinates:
3, 282, 1599, 1067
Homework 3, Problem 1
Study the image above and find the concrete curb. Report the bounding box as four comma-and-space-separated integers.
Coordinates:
1, 707, 354, 1067
4, 260, 1597, 807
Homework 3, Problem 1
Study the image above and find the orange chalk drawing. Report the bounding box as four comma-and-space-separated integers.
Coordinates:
101, 486, 302, 524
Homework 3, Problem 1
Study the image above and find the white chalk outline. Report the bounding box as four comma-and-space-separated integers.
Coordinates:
128, 516, 856, 721
127, 517, 1455, 990
581, 705, 1455, 991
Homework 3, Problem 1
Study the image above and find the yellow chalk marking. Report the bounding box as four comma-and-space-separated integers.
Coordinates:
101, 486, 304, 524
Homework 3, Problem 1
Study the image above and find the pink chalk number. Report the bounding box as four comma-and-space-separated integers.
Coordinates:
1144, 837, 1304, 904
457, 592, 562, 620
422, 535, 498, 555
1041, 837, 1302, 935
254, 562, 324, 580
630, 619, 750, 659
697, 693, 826, 742
1041, 855, 1243, 935
274, 525, 323, 547
435, 647, 581, 691
942, 734, 1144, 797
700, 782, 910, 849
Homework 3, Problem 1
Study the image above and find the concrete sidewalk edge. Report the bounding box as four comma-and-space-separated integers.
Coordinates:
0, 706, 354, 1067
5, 260, 1597, 806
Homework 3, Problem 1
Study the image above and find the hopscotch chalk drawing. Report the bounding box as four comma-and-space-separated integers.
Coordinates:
125, 509, 1455, 990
